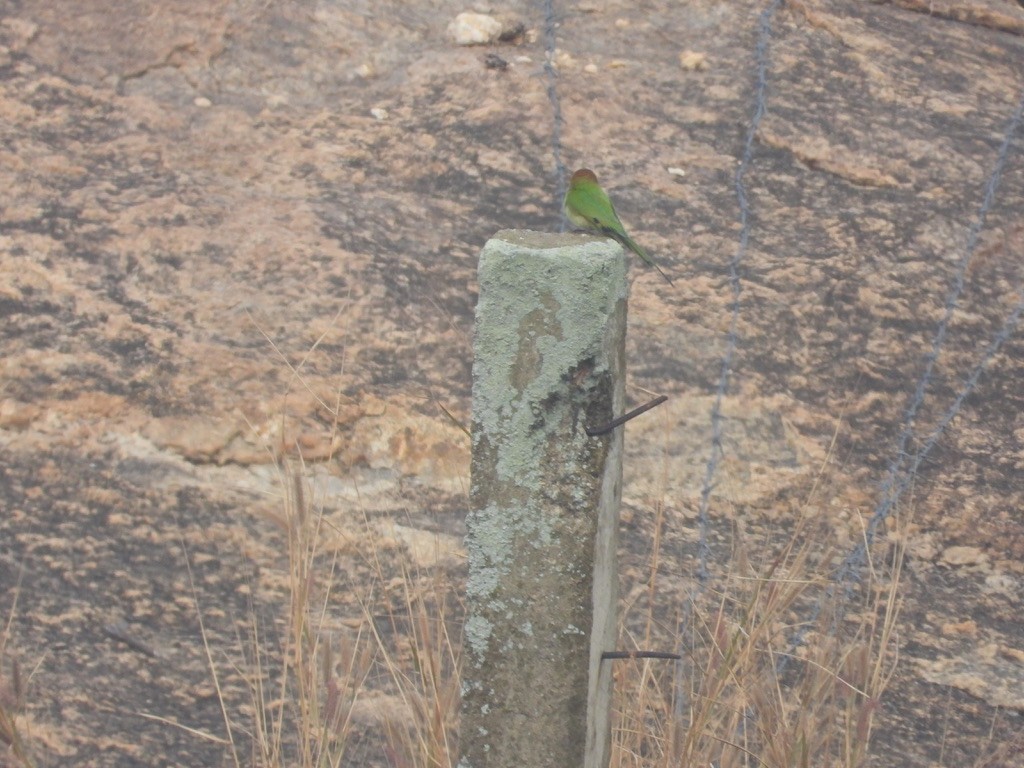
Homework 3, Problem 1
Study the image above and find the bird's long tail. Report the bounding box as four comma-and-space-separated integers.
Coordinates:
610, 229, 674, 286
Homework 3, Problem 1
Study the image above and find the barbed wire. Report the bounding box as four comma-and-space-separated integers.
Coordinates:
673, 0, 783, 722
542, 0, 569, 231
882, 285, 1024, 521
777, 88, 1024, 669
694, 0, 783, 584
833, 90, 1024, 589
543, 0, 1021, 718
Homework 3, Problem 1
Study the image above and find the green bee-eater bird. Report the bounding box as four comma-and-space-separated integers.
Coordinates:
563, 168, 673, 286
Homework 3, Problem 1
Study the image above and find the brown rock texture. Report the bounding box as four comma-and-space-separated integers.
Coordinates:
1, 0, 1023, 765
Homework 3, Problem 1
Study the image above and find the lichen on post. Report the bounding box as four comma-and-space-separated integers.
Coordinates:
460, 229, 627, 768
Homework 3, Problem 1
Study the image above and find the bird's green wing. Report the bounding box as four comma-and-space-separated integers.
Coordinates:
571, 183, 627, 238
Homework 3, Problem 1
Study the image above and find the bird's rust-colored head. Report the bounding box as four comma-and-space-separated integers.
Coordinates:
569, 168, 599, 188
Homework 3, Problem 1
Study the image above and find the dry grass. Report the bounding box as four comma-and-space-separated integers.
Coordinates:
0, 443, 1008, 768
0, 568, 36, 768
0, 422, 963, 768
200, 443, 906, 768
610, 502, 904, 768
189, 461, 460, 768
364, 566, 460, 768
227, 469, 375, 768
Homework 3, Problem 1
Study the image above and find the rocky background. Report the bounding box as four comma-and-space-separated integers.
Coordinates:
1, 0, 1023, 765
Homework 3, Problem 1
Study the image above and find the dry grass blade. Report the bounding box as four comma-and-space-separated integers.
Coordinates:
612, 438, 907, 768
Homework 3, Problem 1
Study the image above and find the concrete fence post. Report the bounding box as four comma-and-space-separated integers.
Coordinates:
460, 230, 627, 768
